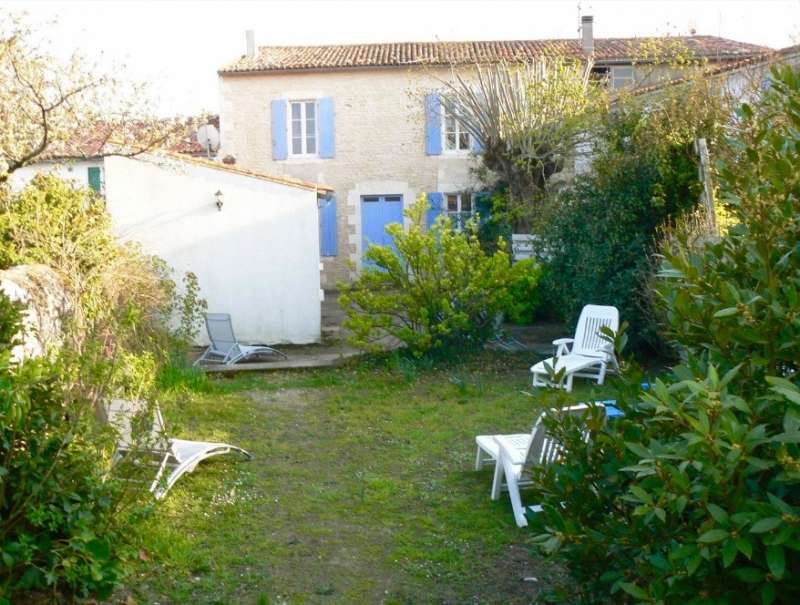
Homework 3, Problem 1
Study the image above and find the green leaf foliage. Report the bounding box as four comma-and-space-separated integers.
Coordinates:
536, 94, 715, 352
339, 195, 516, 357
529, 65, 800, 604
0, 293, 130, 601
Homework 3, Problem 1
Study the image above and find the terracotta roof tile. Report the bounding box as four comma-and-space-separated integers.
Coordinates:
220, 36, 771, 74
41, 115, 220, 160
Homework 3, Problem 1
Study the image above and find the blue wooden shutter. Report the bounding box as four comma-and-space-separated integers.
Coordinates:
426, 192, 444, 228
87, 166, 102, 192
319, 196, 337, 256
424, 94, 442, 156
271, 99, 288, 160
318, 97, 335, 158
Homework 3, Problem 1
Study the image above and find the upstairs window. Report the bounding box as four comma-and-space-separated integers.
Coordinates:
443, 106, 471, 152
611, 66, 634, 90
589, 66, 610, 85
589, 65, 635, 90
289, 100, 317, 156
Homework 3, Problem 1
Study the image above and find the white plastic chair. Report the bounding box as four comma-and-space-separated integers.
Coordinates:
530, 305, 620, 392
490, 403, 598, 527
194, 313, 287, 366
106, 399, 253, 500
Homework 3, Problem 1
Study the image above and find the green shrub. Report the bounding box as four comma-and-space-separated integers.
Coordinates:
505, 259, 543, 324
536, 104, 704, 350
0, 174, 175, 357
656, 65, 800, 380
0, 293, 137, 602
339, 195, 513, 357
0, 174, 185, 601
528, 65, 800, 604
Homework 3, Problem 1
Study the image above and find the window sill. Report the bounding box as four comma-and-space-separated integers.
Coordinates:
283, 156, 328, 163
440, 150, 473, 158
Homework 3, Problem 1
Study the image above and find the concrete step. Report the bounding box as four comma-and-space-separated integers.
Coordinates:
321, 325, 343, 344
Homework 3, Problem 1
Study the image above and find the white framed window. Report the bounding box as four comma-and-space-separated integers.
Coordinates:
589, 65, 635, 90
611, 66, 635, 90
442, 106, 471, 152
445, 192, 473, 230
289, 100, 318, 156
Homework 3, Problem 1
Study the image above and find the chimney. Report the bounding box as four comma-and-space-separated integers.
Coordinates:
581, 15, 594, 56
246, 30, 255, 58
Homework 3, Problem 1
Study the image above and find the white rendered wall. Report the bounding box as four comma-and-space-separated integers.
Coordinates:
104, 155, 321, 345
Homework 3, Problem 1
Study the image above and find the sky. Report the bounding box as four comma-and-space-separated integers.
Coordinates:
5, 0, 800, 117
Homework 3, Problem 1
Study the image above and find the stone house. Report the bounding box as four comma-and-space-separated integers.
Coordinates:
217, 16, 769, 289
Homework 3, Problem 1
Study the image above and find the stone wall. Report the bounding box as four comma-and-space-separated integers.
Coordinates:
218, 66, 484, 288
0, 264, 70, 361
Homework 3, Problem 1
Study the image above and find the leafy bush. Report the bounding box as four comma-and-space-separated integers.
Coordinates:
0, 293, 136, 602
536, 66, 732, 351
0, 175, 186, 600
505, 259, 543, 324
339, 196, 513, 356
0, 174, 174, 358
656, 65, 800, 380
536, 104, 706, 350
528, 65, 800, 604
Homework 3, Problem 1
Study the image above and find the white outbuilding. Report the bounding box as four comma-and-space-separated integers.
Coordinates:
101, 153, 331, 345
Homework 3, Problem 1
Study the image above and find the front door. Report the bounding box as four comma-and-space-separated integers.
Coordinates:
361, 194, 403, 262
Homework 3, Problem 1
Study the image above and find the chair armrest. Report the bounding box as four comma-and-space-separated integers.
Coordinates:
598, 342, 615, 360
552, 338, 574, 356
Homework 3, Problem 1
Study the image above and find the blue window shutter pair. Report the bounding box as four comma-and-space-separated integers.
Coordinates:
426, 192, 444, 228
319, 196, 338, 256
271, 98, 335, 160
424, 94, 442, 156
470, 133, 484, 153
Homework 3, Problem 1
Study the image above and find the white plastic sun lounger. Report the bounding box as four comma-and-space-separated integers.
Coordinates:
489, 403, 598, 527
106, 399, 253, 500
476, 403, 603, 497
193, 312, 288, 366
530, 305, 620, 392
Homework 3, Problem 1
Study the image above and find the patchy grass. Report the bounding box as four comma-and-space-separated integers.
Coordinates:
116, 351, 624, 604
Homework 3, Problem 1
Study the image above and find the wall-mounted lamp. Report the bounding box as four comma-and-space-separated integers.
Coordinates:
214, 190, 224, 211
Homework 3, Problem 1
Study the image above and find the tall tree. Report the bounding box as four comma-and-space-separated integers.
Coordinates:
0, 13, 182, 184
438, 57, 601, 227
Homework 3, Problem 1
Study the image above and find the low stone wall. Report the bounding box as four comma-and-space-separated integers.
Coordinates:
0, 264, 70, 361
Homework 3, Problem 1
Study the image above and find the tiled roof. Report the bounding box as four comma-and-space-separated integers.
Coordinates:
40, 115, 220, 160
627, 43, 800, 99
220, 36, 771, 74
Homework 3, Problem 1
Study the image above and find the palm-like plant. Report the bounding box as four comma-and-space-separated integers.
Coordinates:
438, 57, 601, 227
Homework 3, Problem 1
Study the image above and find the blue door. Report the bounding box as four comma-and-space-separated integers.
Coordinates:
361, 195, 403, 262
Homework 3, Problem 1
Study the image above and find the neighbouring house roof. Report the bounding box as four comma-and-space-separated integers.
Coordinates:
38, 115, 220, 161
219, 36, 771, 74
626, 43, 800, 99
163, 152, 334, 194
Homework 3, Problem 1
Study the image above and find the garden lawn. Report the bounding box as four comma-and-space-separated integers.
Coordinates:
119, 352, 619, 605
